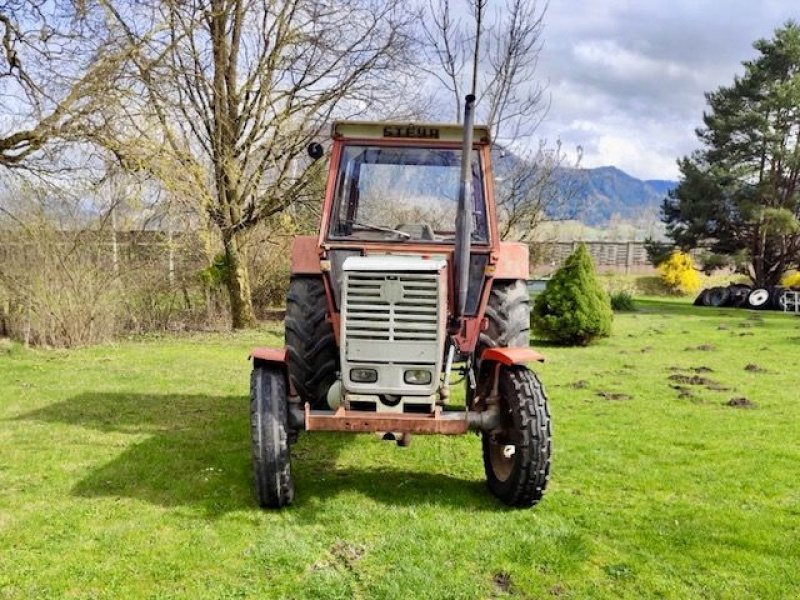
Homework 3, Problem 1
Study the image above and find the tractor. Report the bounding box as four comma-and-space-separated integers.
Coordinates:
249, 96, 551, 508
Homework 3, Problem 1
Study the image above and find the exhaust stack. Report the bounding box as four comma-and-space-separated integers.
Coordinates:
454, 94, 476, 319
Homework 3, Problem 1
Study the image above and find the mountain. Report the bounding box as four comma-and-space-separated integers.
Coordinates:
563, 166, 678, 225
493, 149, 677, 226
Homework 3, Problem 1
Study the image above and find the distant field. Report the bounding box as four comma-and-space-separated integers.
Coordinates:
1, 298, 799, 599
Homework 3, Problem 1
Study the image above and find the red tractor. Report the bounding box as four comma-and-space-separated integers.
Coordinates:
250, 96, 551, 508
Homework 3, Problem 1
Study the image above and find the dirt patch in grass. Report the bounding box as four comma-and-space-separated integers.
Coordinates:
668, 373, 730, 391
670, 385, 697, 400
726, 397, 757, 409
684, 344, 716, 351
312, 540, 366, 572
668, 373, 721, 389
640, 346, 654, 353
669, 366, 714, 373
596, 391, 632, 401
744, 363, 768, 373
569, 380, 589, 389
493, 572, 513, 593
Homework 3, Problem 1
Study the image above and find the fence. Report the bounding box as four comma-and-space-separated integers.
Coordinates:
0, 232, 653, 278
531, 241, 652, 274
0, 230, 207, 284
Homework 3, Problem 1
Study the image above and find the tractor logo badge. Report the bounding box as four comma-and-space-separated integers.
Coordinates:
381, 279, 405, 304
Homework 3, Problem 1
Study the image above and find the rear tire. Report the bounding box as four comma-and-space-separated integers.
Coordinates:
482, 366, 551, 508
285, 277, 338, 409
747, 288, 771, 310
479, 280, 530, 357
251, 364, 294, 508
705, 286, 731, 307
693, 289, 710, 306
727, 284, 751, 308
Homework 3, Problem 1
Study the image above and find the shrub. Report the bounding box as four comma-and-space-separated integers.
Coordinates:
782, 271, 800, 288
658, 251, 701, 295
610, 291, 636, 312
531, 244, 613, 345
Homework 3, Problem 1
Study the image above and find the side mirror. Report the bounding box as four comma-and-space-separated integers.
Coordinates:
307, 142, 324, 161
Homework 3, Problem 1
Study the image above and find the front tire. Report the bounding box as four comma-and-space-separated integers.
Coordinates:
251, 364, 294, 508
478, 279, 530, 361
482, 366, 551, 508
285, 277, 338, 409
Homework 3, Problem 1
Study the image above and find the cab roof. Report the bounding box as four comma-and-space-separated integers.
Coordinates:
331, 121, 491, 144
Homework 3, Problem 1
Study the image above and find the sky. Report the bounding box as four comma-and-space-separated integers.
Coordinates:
535, 0, 798, 181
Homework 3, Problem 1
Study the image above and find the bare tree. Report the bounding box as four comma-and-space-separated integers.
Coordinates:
0, 1, 128, 171
421, 0, 586, 242
495, 139, 583, 241
94, 0, 415, 328
421, 0, 547, 142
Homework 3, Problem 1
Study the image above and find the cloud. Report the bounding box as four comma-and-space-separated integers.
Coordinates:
534, 0, 798, 180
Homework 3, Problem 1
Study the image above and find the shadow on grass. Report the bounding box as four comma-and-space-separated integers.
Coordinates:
18, 392, 498, 516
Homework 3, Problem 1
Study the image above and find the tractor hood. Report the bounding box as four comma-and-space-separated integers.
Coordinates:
342, 255, 447, 272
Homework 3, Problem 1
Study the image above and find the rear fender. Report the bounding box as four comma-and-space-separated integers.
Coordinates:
480, 347, 545, 366
250, 347, 288, 370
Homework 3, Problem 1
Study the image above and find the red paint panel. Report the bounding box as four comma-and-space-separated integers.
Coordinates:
481, 347, 545, 365
291, 236, 321, 274
250, 347, 287, 364
494, 242, 529, 279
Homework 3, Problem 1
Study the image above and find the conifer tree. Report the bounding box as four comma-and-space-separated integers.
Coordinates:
531, 244, 612, 345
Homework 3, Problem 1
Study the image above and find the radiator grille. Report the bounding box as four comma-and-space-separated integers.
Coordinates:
344, 273, 440, 349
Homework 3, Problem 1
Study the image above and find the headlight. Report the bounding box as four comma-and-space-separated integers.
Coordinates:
350, 368, 378, 383
404, 369, 432, 385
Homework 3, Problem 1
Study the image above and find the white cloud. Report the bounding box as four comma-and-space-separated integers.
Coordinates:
532, 0, 798, 180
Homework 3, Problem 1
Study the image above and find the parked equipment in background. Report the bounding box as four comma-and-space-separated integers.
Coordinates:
248, 99, 551, 509
693, 283, 800, 312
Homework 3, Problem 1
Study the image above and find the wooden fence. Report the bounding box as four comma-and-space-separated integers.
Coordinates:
0, 232, 653, 276
531, 241, 653, 274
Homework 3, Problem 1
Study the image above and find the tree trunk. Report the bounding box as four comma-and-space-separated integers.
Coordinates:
223, 232, 255, 329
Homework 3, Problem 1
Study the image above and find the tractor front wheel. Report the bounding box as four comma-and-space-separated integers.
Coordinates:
482, 365, 551, 508
250, 363, 294, 508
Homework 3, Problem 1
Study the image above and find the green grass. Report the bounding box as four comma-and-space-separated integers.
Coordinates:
2, 300, 800, 599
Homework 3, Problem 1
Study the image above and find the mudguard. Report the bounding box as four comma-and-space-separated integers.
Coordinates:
250, 347, 288, 367
481, 347, 545, 365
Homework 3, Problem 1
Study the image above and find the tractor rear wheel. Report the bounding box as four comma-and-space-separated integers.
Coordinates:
285, 276, 338, 409
250, 363, 294, 508
482, 365, 551, 508
479, 280, 530, 357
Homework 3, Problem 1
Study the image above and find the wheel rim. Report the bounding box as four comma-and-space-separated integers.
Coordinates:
488, 436, 515, 482
749, 289, 769, 306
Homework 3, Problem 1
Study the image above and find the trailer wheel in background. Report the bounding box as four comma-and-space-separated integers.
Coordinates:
747, 288, 771, 310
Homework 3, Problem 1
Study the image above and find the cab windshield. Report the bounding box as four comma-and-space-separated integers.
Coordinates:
329, 145, 489, 243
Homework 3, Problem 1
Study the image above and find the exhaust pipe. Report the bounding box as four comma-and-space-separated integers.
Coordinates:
454, 94, 476, 319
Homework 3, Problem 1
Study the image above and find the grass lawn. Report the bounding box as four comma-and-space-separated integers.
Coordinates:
1, 298, 799, 599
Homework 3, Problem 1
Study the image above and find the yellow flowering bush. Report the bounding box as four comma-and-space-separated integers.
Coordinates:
658, 251, 702, 295
782, 271, 800, 288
